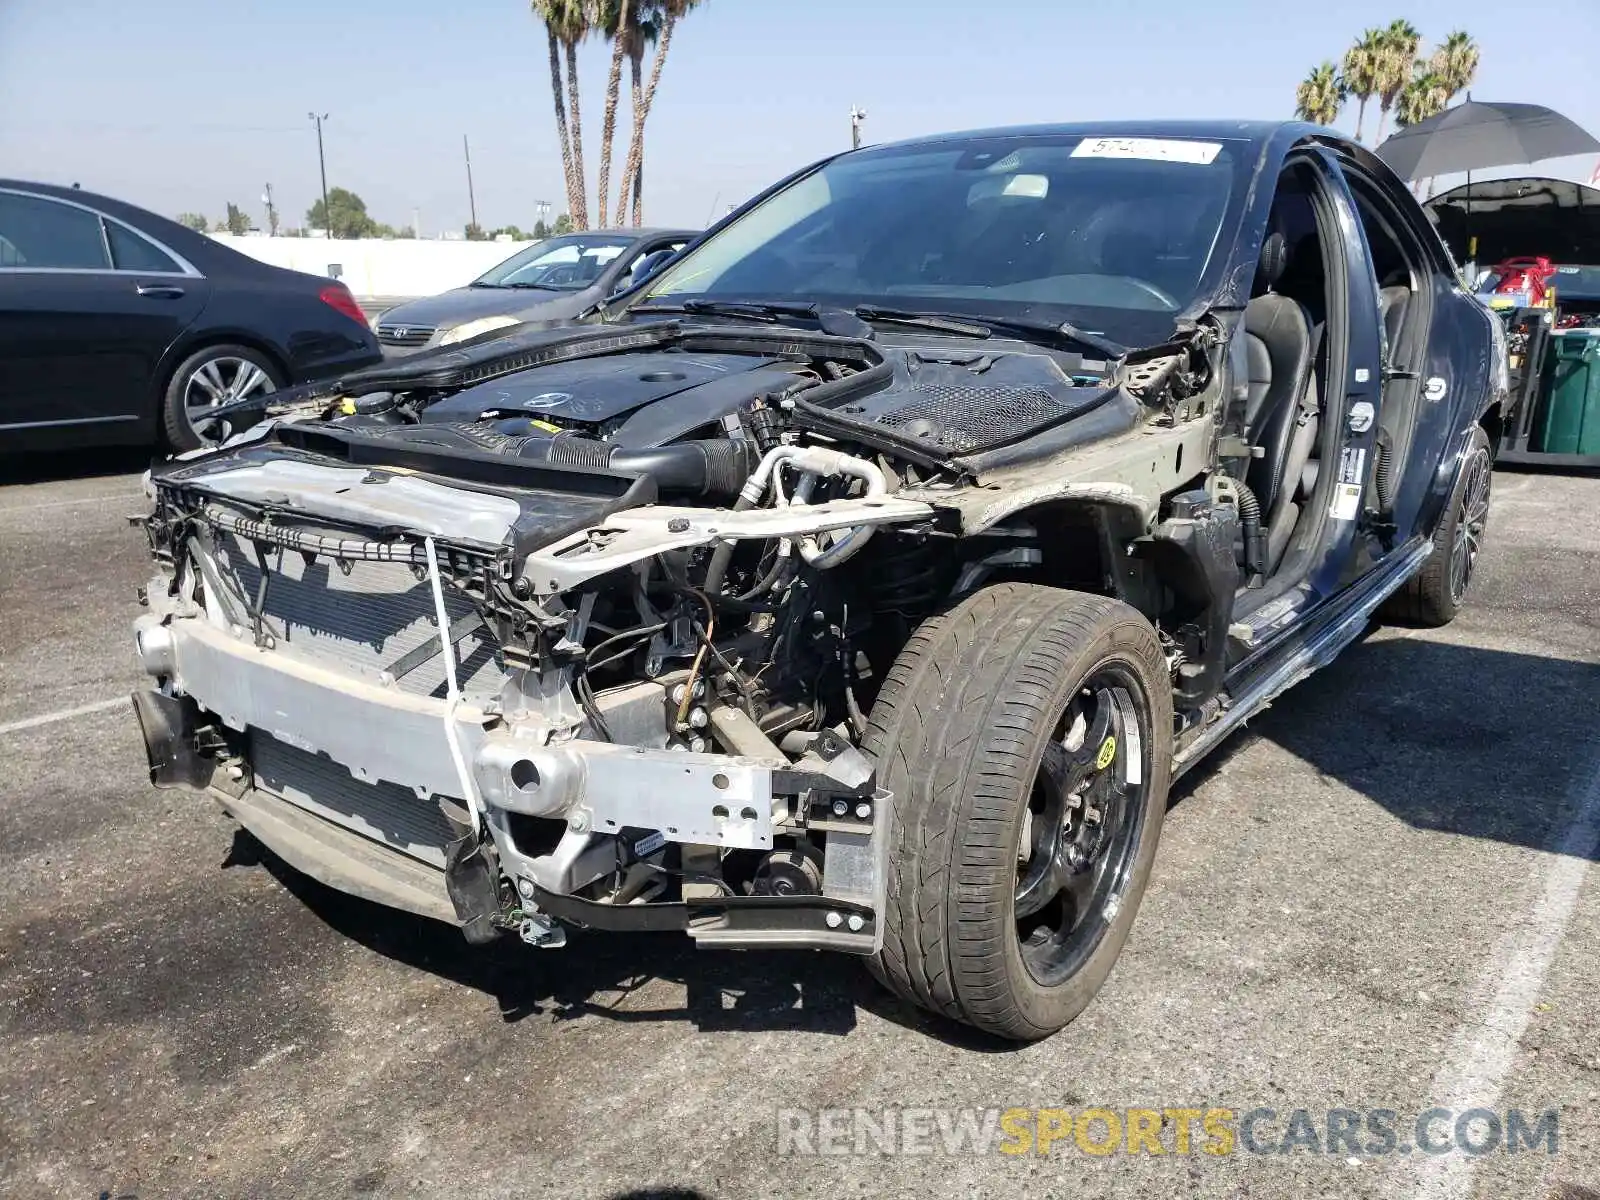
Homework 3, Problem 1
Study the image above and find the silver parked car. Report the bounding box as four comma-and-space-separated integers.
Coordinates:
373, 229, 696, 355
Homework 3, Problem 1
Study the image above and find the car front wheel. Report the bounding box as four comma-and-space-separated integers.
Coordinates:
865, 584, 1172, 1040
161, 345, 283, 452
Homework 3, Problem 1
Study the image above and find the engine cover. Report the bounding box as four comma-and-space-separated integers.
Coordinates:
419, 350, 793, 428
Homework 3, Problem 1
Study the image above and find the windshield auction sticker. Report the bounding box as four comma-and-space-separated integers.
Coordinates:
1071, 137, 1223, 165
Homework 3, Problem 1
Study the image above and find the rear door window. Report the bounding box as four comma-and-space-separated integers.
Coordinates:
106, 221, 184, 273
0, 191, 111, 269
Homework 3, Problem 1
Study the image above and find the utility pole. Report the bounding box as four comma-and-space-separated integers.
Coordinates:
261, 183, 278, 236
850, 106, 867, 150
308, 112, 331, 238
534, 198, 551, 236
463, 134, 479, 235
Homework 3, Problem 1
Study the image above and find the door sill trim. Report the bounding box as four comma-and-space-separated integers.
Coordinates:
0, 414, 141, 431
1174, 536, 1431, 776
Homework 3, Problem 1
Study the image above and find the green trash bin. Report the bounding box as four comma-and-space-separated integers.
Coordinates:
1535, 331, 1600, 454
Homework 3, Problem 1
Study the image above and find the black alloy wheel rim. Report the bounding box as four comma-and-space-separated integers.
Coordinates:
1450, 449, 1491, 605
1014, 662, 1150, 987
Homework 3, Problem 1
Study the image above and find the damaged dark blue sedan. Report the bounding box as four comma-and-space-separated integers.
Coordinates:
131, 122, 1505, 1039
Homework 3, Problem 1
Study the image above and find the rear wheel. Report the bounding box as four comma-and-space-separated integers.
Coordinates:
865, 584, 1172, 1040
1381, 425, 1492, 626
161, 344, 283, 452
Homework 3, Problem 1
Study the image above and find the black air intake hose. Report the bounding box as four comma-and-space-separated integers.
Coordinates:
519, 434, 759, 498
540, 432, 614, 470
1233, 479, 1266, 587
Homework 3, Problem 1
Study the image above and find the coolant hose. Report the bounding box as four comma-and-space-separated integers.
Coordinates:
701, 491, 759, 601
790, 452, 887, 569
424, 536, 483, 836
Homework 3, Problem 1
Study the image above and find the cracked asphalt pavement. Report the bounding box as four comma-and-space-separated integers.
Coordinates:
1, 450, 1597, 1200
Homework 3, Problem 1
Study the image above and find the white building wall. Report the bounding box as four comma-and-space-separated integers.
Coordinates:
207, 234, 537, 299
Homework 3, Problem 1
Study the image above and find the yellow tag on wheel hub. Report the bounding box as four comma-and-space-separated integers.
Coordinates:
1095, 736, 1117, 770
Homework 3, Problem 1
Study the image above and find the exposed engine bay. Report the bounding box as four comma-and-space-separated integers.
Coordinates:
133, 318, 1218, 953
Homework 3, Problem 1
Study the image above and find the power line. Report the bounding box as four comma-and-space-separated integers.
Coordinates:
308, 112, 331, 238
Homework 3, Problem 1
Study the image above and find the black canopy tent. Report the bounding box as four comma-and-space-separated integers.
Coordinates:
1422, 177, 1600, 467
1424, 176, 1600, 266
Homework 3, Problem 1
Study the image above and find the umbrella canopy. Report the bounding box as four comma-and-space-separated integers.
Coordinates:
1376, 101, 1600, 181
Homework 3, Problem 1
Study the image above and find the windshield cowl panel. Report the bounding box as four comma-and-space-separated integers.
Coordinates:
638, 132, 1252, 351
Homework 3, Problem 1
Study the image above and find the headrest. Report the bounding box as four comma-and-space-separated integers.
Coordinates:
1254, 231, 1289, 293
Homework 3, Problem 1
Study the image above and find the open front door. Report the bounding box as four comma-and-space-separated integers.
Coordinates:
1228, 147, 1386, 643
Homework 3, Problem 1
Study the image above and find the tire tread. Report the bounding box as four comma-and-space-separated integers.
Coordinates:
866, 583, 1172, 1039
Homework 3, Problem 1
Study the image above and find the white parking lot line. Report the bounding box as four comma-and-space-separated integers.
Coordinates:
1391, 757, 1600, 1200
0, 695, 129, 735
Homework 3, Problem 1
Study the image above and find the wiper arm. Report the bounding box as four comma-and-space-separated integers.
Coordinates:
631, 298, 820, 323
503, 281, 565, 290
853, 305, 1124, 358
852, 305, 993, 338
981, 315, 1126, 360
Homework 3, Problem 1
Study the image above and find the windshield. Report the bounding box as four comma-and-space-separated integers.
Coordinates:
476, 234, 633, 289
640, 133, 1248, 346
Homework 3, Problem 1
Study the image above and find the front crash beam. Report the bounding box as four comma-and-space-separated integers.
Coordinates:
530, 886, 881, 955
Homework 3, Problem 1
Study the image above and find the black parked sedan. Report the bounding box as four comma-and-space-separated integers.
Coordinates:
0, 180, 380, 452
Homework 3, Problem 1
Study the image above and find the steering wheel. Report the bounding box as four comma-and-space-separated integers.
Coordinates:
1112, 276, 1180, 309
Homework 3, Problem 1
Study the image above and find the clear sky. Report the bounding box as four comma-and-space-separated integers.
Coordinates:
2, 0, 1596, 235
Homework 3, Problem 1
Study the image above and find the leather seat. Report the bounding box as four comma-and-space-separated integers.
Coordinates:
1242, 232, 1322, 573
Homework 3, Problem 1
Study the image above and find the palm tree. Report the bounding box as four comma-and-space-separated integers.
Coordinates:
1341, 29, 1384, 143
595, 0, 636, 227
615, 0, 704, 227
1373, 19, 1422, 145
532, 0, 593, 229
532, 0, 579, 226
1396, 68, 1450, 129
1429, 30, 1479, 103
1295, 62, 1346, 127
618, 3, 664, 224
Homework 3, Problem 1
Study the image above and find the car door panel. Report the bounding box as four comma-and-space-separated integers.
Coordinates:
1329, 151, 1500, 550
1335, 161, 1460, 547
0, 271, 209, 431
1305, 149, 1387, 590
1226, 150, 1386, 668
